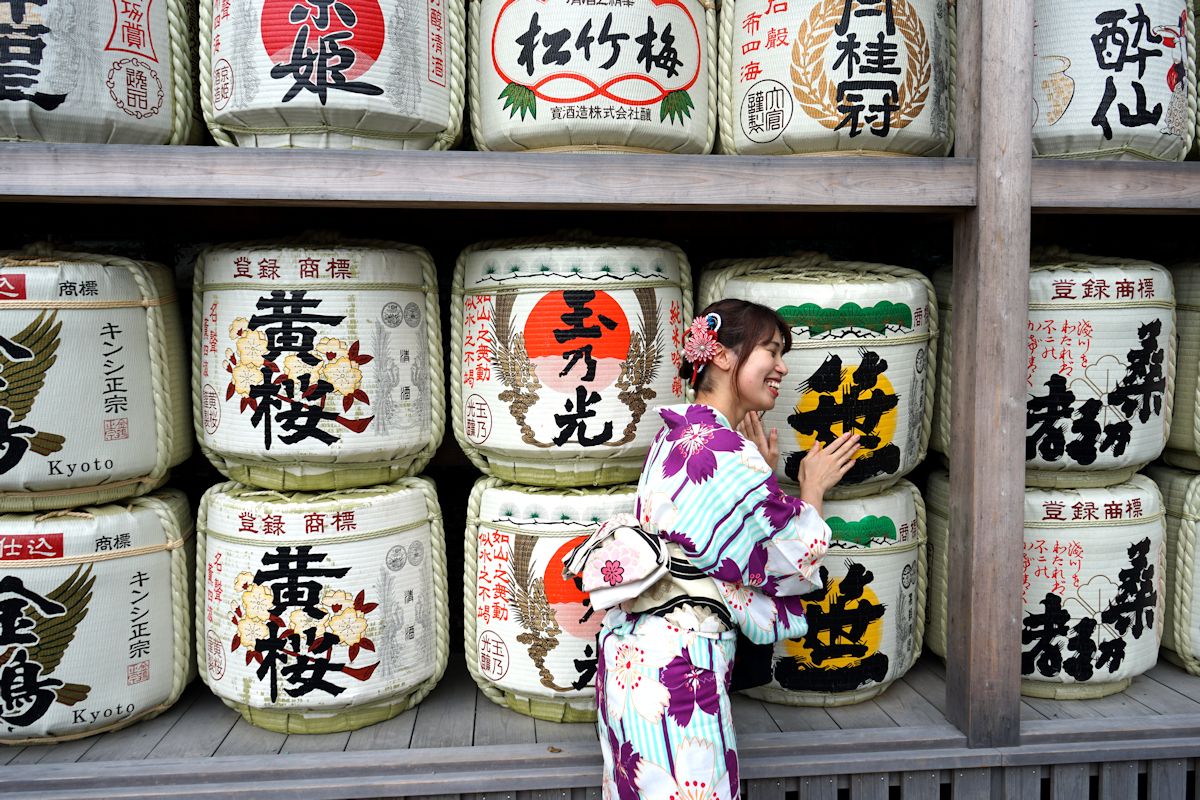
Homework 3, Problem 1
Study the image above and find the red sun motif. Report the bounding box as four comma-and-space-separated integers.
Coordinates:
524, 290, 630, 394
544, 536, 602, 640
260, 0, 386, 82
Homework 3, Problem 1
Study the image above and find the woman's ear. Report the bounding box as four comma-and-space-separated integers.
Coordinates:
711, 344, 735, 372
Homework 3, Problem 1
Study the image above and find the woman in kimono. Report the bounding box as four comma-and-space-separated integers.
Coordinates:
584, 299, 860, 800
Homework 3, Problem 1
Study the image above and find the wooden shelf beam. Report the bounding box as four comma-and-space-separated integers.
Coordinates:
1032, 159, 1200, 213
0, 144, 974, 211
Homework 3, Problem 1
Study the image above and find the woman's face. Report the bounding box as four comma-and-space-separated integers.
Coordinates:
734, 331, 788, 413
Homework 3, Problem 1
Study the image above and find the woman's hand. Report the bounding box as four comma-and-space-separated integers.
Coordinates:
798, 432, 861, 514
738, 412, 779, 472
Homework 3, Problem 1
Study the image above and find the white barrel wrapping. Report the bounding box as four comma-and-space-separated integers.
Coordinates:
701, 257, 936, 498
464, 478, 635, 721
0, 248, 191, 512
928, 470, 1165, 698
742, 481, 925, 706
924, 468, 949, 657
719, 0, 954, 155
1032, 0, 1195, 160
0, 0, 197, 143
0, 490, 193, 743
201, 0, 464, 148
1144, 463, 1200, 674
933, 256, 1176, 487
470, 0, 715, 152
194, 243, 443, 491
452, 239, 691, 487
1163, 262, 1200, 470
197, 479, 447, 733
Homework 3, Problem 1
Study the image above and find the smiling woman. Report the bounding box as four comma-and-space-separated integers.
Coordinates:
565, 299, 862, 800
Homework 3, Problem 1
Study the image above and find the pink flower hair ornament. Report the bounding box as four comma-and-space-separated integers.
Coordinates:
683, 312, 722, 386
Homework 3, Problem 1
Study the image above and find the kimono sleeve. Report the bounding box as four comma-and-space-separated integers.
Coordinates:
653, 446, 831, 598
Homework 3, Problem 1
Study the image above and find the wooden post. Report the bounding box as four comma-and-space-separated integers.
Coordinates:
946, 0, 1032, 747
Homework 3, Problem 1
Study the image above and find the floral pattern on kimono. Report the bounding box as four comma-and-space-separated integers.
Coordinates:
596, 403, 832, 800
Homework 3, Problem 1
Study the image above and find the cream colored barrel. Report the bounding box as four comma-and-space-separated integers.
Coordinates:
200, 0, 464, 148
197, 479, 447, 733
924, 469, 949, 657
470, 0, 715, 152
1032, 0, 1195, 160
934, 255, 1176, 486
194, 242, 444, 491
1163, 262, 1200, 471
742, 481, 925, 706
701, 257, 937, 499
464, 478, 635, 721
718, 0, 954, 155
0, 490, 193, 744
0, 0, 198, 144
0, 247, 191, 511
1144, 463, 1200, 674
452, 238, 691, 487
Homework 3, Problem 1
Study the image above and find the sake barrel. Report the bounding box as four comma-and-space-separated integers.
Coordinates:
1032, 0, 1195, 160
0, 247, 191, 512
0, 0, 198, 144
718, 0, 954, 155
197, 478, 447, 733
741, 481, 925, 706
1144, 463, 1200, 674
0, 490, 193, 743
1163, 262, 1200, 471
700, 257, 937, 498
928, 470, 1166, 697
194, 242, 444, 491
200, 0, 464, 148
933, 255, 1176, 487
465, 478, 635, 721
452, 238, 691, 487
470, 0, 715, 152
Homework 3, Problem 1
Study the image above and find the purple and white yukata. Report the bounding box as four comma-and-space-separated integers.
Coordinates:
594, 403, 831, 800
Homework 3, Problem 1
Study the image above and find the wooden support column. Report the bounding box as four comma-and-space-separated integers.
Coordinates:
946, 0, 1032, 747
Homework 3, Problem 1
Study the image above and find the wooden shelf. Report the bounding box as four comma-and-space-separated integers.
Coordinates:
0, 144, 975, 212
1033, 159, 1200, 214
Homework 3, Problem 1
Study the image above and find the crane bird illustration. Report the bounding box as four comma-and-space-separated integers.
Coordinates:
0, 311, 65, 475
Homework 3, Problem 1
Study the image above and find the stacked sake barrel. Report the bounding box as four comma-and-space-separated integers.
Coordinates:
700, 256, 934, 705
1145, 464, 1200, 675
928, 470, 1166, 698
718, 0, 955, 155
201, 0, 464, 148
453, 238, 691, 720
1163, 261, 1200, 470
470, 0, 716, 152
1032, 0, 1195, 160
931, 251, 1176, 697
192, 241, 449, 732
0, 247, 195, 743
0, 0, 199, 144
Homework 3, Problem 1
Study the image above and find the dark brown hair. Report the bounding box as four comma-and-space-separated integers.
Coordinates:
680, 299, 792, 393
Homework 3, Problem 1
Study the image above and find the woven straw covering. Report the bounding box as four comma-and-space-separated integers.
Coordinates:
452, 237, 692, 488
742, 480, 926, 707
927, 470, 1166, 699
933, 253, 1176, 488
197, 478, 448, 733
0, 0, 199, 143
718, 0, 955, 155
193, 241, 444, 491
700, 256, 937, 500
463, 477, 636, 721
1144, 463, 1200, 675
469, 0, 716, 152
200, 0, 464, 148
0, 246, 191, 512
1163, 262, 1200, 469
0, 490, 193, 744
1032, 0, 1196, 160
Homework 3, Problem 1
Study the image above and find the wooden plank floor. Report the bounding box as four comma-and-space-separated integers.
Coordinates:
6, 654, 1200, 763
